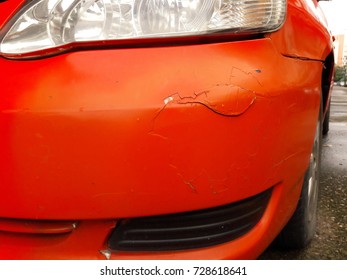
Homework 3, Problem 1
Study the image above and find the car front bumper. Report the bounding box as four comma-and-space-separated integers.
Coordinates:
0, 37, 322, 259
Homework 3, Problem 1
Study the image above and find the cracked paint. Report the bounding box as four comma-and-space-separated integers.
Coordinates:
170, 165, 237, 195
273, 150, 306, 168
170, 165, 200, 194
149, 68, 264, 137
182, 180, 197, 193
178, 175, 198, 194
159, 67, 266, 117
147, 131, 169, 140
148, 68, 263, 193
164, 85, 256, 117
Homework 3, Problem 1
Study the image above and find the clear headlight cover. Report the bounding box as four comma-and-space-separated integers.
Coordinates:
0, 0, 286, 58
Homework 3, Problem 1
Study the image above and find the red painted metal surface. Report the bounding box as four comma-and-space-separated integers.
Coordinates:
269, 0, 333, 60
0, 218, 77, 234
0, 0, 333, 259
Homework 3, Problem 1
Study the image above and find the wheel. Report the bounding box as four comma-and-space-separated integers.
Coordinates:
322, 101, 330, 136
276, 106, 322, 249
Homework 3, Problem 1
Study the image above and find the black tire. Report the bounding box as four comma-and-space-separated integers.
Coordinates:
276, 106, 322, 249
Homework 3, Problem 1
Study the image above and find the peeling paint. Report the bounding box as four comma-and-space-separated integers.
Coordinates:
164, 85, 256, 117
148, 67, 265, 138
163, 96, 174, 105
148, 67, 265, 142
100, 249, 111, 260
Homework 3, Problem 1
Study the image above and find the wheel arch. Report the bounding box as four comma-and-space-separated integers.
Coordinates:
321, 51, 334, 117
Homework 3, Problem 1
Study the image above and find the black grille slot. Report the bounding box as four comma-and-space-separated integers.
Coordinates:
108, 189, 272, 251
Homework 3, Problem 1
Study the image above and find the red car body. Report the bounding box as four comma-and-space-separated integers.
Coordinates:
0, 0, 334, 259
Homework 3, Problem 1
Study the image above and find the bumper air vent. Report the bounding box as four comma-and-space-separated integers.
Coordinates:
108, 188, 272, 251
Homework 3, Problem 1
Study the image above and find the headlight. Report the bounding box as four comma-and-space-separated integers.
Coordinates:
0, 0, 286, 58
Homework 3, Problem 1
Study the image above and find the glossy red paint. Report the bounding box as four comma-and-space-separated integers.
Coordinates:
0, 0, 334, 259
269, 0, 333, 60
0, 0, 22, 29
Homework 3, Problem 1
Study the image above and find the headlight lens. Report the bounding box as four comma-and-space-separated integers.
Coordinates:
1, 0, 286, 58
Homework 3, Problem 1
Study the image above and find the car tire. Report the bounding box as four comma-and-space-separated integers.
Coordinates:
275, 105, 322, 250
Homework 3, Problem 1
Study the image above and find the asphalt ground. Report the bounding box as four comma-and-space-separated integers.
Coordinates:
259, 86, 347, 260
